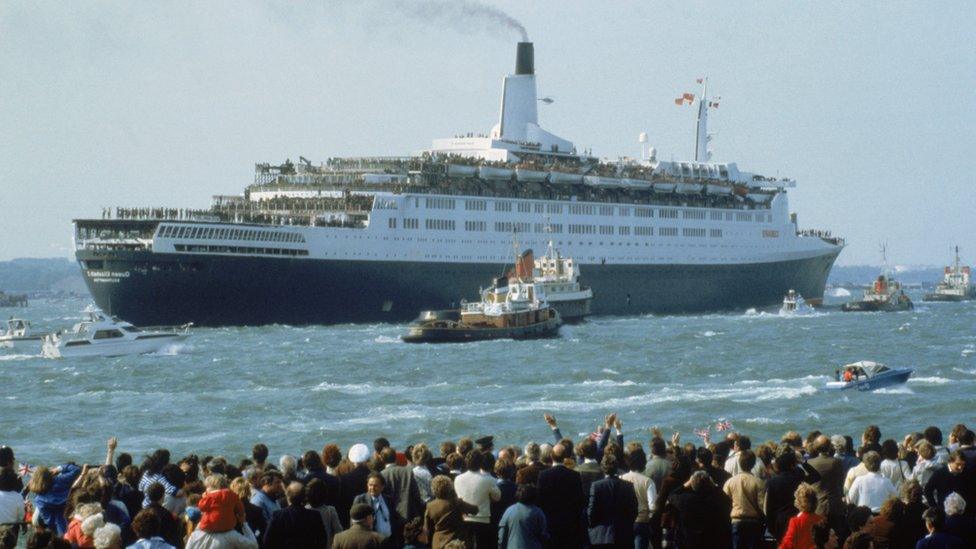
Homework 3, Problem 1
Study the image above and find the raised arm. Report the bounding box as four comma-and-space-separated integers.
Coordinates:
105, 437, 118, 466
544, 414, 563, 443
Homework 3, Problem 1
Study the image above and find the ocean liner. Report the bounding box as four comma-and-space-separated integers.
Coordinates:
74, 42, 844, 326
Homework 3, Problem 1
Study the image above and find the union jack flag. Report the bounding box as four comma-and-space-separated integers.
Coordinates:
18, 463, 34, 478
715, 420, 733, 432
693, 427, 710, 439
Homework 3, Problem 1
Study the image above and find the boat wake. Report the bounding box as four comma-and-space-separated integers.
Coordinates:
908, 376, 951, 385
873, 387, 914, 395
152, 343, 190, 356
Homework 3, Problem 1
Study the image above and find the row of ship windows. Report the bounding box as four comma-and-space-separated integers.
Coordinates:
173, 244, 309, 256
389, 218, 722, 238
158, 225, 306, 243
415, 197, 770, 221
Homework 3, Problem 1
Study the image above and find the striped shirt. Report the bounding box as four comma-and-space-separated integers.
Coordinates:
138, 472, 178, 508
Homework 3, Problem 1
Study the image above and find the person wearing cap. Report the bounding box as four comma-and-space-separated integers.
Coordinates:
476, 436, 494, 454
332, 503, 384, 549
338, 444, 372, 528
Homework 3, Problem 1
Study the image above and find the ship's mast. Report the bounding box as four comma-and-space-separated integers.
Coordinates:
695, 78, 709, 162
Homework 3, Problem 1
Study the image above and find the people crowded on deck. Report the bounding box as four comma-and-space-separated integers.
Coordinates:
4, 417, 976, 549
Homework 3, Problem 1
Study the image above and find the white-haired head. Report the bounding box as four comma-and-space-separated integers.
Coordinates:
75, 503, 103, 521
945, 492, 967, 516
93, 522, 122, 549
81, 512, 105, 538
279, 454, 297, 475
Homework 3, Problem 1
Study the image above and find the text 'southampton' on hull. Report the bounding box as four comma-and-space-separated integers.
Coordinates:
73, 42, 843, 326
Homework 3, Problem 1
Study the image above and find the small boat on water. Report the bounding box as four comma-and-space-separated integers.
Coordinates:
402, 276, 561, 343
779, 289, 813, 315
0, 318, 45, 350
923, 246, 974, 302
42, 307, 190, 358
822, 361, 913, 392
842, 249, 913, 312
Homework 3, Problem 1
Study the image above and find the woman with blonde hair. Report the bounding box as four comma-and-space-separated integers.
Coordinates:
230, 475, 267, 542
779, 483, 824, 549
424, 475, 478, 549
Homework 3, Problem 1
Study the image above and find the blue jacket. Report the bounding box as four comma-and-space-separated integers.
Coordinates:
33, 463, 81, 535
498, 502, 548, 549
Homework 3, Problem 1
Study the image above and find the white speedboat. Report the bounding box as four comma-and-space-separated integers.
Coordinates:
779, 289, 814, 315
42, 308, 190, 358
0, 318, 45, 350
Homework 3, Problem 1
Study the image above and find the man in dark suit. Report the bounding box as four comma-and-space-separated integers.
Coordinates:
339, 443, 372, 527
354, 473, 403, 547
537, 443, 585, 549
587, 454, 638, 549
378, 447, 424, 525
576, 438, 605, 500
807, 435, 848, 544
263, 481, 328, 549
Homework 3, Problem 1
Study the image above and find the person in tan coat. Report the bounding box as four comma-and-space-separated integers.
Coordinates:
424, 475, 479, 549
333, 503, 385, 549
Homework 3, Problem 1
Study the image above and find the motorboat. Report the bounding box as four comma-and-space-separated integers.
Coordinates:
923, 246, 974, 302
822, 361, 913, 392
779, 289, 814, 315
402, 275, 561, 343
0, 318, 45, 350
42, 307, 190, 358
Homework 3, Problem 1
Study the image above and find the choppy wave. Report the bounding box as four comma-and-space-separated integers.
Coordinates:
828, 288, 851, 297
908, 376, 951, 385
0, 353, 37, 361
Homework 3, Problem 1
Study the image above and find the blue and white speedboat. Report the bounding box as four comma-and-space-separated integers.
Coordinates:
823, 361, 913, 391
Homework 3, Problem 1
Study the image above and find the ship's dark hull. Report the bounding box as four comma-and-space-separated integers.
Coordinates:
76, 249, 840, 326
921, 292, 974, 302
401, 314, 562, 344
841, 299, 914, 312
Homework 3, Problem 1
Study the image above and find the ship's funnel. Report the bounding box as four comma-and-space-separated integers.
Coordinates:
515, 42, 534, 75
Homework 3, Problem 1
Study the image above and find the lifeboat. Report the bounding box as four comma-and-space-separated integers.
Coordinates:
447, 164, 478, 178
515, 167, 549, 182
478, 165, 514, 180
548, 170, 583, 185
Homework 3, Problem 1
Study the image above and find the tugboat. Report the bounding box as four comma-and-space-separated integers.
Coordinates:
779, 289, 813, 315
0, 318, 44, 350
822, 361, 913, 392
842, 248, 913, 312
524, 232, 593, 321
923, 246, 974, 302
42, 307, 191, 358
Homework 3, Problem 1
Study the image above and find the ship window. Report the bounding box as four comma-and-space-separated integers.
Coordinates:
683, 210, 706, 220
618, 226, 630, 235
465, 200, 487, 211
599, 206, 613, 216
599, 225, 613, 235
619, 207, 631, 217
710, 229, 723, 237
517, 202, 532, 213
389, 218, 397, 229
682, 228, 706, 237
635, 226, 653, 236
710, 211, 723, 220
659, 227, 678, 237
658, 208, 678, 219
93, 329, 124, 339
494, 201, 512, 212
534, 204, 544, 213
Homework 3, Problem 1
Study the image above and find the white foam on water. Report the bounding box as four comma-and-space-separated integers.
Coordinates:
698, 330, 722, 338
743, 417, 785, 425
952, 368, 976, 376
601, 368, 620, 375
0, 353, 37, 361
829, 288, 851, 297
580, 379, 638, 387
152, 343, 188, 356
909, 376, 951, 385
373, 335, 400, 344
873, 387, 914, 394
962, 348, 975, 357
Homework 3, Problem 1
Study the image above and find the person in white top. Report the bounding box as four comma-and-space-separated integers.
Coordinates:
453, 450, 501, 549
878, 440, 911, 489
0, 468, 26, 546
847, 451, 898, 513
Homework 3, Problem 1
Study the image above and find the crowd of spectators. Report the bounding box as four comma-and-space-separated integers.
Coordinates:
1, 416, 974, 549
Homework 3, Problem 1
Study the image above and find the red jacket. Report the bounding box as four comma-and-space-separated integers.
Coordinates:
779, 512, 824, 549
198, 489, 245, 533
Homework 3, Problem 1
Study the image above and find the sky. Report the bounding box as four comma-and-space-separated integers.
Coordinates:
1, 1, 974, 265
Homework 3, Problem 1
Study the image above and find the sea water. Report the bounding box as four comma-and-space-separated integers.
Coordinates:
2, 293, 973, 464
